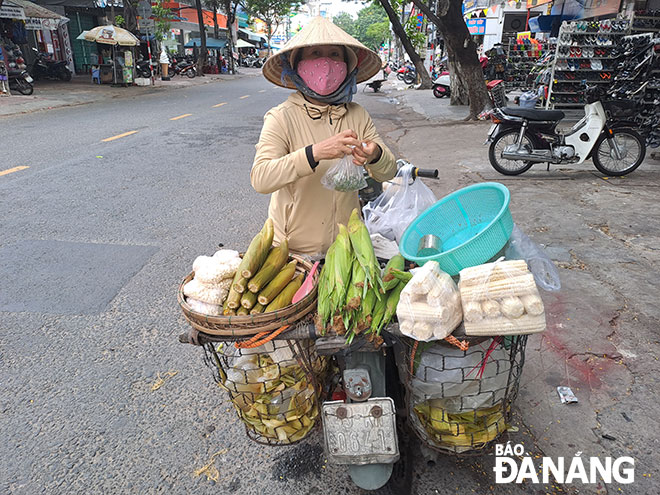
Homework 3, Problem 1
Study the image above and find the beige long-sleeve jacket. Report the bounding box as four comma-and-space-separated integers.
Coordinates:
251, 91, 396, 255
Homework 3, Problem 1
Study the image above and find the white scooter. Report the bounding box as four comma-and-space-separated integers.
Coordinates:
485, 86, 646, 176
432, 72, 450, 98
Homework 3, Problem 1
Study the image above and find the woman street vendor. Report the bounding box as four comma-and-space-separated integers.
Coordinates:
251, 16, 396, 256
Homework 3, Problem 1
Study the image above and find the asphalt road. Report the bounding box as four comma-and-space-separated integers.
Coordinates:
0, 75, 358, 494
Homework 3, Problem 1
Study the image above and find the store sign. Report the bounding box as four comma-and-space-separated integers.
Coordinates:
25, 18, 61, 30
0, 5, 26, 20
517, 31, 532, 40
466, 18, 486, 35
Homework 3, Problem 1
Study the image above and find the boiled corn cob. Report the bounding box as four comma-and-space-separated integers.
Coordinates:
241, 291, 258, 310
239, 218, 274, 280
248, 239, 289, 294
265, 274, 303, 312
258, 261, 297, 306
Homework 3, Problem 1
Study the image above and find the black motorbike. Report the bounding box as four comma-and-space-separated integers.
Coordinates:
8, 69, 34, 95
29, 48, 72, 81
135, 59, 153, 78
170, 55, 197, 78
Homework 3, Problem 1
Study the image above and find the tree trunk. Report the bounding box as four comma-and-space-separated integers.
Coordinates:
194, 0, 207, 75
223, 0, 236, 74
124, 1, 138, 33
377, 0, 432, 89
266, 20, 272, 57
213, 9, 219, 39
411, 0, 490, 119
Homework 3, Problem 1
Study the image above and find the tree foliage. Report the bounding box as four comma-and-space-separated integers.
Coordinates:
244, 0, 300, 54
153, 0, 175, 42
335, 4, 390, 52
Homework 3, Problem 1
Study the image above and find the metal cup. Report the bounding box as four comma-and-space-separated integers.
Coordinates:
417, 234, 442, 258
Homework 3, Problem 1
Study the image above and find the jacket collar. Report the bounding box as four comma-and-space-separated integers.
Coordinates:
288, 91, 348, 123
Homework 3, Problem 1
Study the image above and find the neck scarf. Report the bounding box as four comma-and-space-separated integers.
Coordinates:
280, 53, 357, 106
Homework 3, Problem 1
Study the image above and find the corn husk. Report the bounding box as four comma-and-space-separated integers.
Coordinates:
258, 261, 297, 306
347, 209, 383, 294
265, 274, 303, 313
317, 224, 354, 329
382, 254, 405, 292
248, 240, 289, 294
345, 259, 365, 310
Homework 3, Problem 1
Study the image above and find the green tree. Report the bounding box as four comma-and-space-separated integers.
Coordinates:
244, 0, 300, 56
333, 12, 356, 37
152, 0, 175, 42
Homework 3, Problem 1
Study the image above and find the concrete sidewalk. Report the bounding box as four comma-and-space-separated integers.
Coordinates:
0, 68, 262, 117
357, 83, 660, 494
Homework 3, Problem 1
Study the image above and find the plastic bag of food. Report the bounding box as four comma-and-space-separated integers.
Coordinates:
362, 163, 437, 243
459, 259, 546, 336
396, 261, 462, 341
321, 154, 367, 192
504, 225, 561, 291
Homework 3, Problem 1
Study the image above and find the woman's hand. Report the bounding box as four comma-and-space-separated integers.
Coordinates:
312, 130, 361, 162
351, 141, 381, 166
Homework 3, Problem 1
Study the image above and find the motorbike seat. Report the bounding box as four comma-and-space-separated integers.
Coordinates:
501, 107, 565, 122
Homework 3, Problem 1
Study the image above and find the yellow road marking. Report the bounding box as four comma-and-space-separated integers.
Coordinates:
239, 95, 250, 99
0, 166, 29, 177
101, 130, 138, 142
258, 90, 266, 93
212, 102, 227, 108
170, 113, 192, 121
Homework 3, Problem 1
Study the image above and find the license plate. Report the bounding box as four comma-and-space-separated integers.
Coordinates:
26, 76, 34, 83
322, 398, 399, 465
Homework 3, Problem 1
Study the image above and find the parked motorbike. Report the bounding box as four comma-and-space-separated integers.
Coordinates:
170, 55, 197, 78
432, 71, 450, 98
8, 69, 34, 95
241, 55, 263, 68
135, 59, 153, 78
396, 64, 416, 85
29, 48, 71, 81
486, 85, 646, 176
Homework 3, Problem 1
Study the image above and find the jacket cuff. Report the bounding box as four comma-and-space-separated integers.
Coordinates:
368, 144, 383, 165
305, 145, 319, 170
294, 147, 316, 178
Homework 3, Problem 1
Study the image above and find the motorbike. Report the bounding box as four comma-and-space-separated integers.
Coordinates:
485, 85, 646, 176
29, 48, 71, 81
8, 68, 34, 95
396, 64, 416, 85
170, 55, 197, 78
179, 161, 438, 492
241, 55, 263, 68
432, 71, 450, 98
135, 59, 153, 78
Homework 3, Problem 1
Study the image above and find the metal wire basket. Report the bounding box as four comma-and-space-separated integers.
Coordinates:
398, 333, 527, 455
202, 337, 330, 446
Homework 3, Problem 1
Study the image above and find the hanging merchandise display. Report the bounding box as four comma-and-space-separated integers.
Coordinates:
506, 37, 555, 91
546, 18, 631, 108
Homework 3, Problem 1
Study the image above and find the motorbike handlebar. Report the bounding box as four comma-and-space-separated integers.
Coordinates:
415, 168, 439, 179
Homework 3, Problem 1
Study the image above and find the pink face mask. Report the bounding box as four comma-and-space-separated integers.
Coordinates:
297, 57, 348, 95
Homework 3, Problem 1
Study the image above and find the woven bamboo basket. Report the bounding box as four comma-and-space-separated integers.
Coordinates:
178, 254, 318, 337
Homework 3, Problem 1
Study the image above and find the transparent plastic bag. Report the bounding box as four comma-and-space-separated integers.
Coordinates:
362, 164, 437, 243
396, 261, 462, 341
458, 259, 546, 337
321, 154, 367, 192
504, 225, 561, 291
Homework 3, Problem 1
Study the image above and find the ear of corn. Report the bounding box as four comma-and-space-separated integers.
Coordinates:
369, 292, 388, 334
332, 224, 354, 309
265, 273, 304, 312
382, 254, 405, 291
239, 218, 275, 280
375, 280, 406, 335
345, 259, 365, 310
236, 306, 249, 316
248, 240, 289, 293
226, 286, 242, 309
258, 260, 297, 306
232, 276, 248, 294
347, 209, 383, 295
241, 291, 257, 310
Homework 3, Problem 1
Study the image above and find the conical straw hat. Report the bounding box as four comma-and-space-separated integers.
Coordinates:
263, 16, 381, 89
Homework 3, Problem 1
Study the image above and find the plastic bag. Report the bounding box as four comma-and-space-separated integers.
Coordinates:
321, 154, 367, 192
363, 164, 437, 243
504, 225, 561, 291
396, 261, 462, 341
458, 259, 546, 337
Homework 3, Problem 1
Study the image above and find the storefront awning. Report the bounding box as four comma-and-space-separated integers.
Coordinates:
185, 37, 227, 49
239, 27, 265, 43
235, 38, 254, 49
3, 0, 68, 29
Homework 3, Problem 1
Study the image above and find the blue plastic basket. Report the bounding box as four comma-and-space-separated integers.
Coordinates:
399, 182, 513, 275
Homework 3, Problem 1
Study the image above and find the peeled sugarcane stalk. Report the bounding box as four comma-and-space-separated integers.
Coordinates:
248, 240, 289, 294
250, 303, 265, 315
382, 254, 405, 292
241, 291, 258, 310
347, 209, 383, 295
265, 274, 304, 312
238, 218, 275, 280
258, 261, 297, 306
